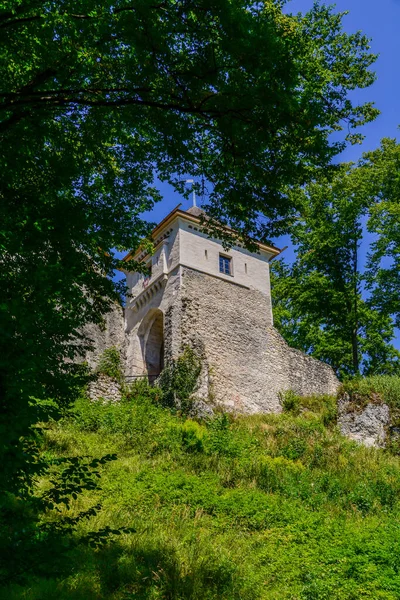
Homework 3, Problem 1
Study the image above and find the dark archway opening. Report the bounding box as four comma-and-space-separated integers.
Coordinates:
144, 311, 164, 379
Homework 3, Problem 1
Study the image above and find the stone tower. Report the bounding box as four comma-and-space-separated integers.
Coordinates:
120, 205, 339, 414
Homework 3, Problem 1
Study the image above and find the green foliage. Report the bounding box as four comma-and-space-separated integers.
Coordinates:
96, 347, 123, 383
7, 382, 400, 598
0, 0, 382, 590
280, 390, 301, 415
362, 138, 400, 330
70, 384, 173, 452
271, 163, 400, 378
158, 346, 202, 413
340, 375, 400, 411
179, 420, 206, 454
0, 450, 118, 588
0, 0, 378, 243
281, 391, 338, 427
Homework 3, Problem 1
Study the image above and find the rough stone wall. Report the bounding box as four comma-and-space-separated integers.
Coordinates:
88, 373, 122, 403
82, 267, 339, 413
81, 303, 126, 370
76, 303, 125, 402
268, 328, 340, 399
179, 268, 339, 414
124, 267, 182, 377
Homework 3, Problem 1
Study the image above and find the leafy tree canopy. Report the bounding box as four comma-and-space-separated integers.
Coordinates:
271, 158, 400, 379
0, 0, 378, 495
2, 0, 378, 235
363, 138, 400, 329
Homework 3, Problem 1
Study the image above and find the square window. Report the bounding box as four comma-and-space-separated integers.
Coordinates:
219, 255, 232, 275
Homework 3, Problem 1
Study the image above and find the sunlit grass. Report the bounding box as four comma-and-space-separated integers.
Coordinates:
7, 381, 400, 599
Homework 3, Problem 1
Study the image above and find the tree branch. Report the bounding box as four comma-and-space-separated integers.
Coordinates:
0, 14, 43, 28
0, 3, 168, 28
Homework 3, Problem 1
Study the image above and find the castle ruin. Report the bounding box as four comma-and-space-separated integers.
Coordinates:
87, 205, 339, 412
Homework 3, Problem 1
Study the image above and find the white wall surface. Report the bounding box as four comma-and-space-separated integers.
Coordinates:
127, 224, 180, 301
178, 219, 273, 296
126, 216, 274, 322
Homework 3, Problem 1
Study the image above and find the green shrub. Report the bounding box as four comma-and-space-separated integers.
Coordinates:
157, 346, 202, 413
123, 377, 163, 405
180, 420, 205, 453
204, 413, 244, 458
69, 385, 174, 453
281, 437, 307, 460
96, 346, 124, 383
280, 391, 338, 428
280, 390, 301, 415
256, 455, 305, 493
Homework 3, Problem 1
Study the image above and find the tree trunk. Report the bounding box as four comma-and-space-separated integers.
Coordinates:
352, 237, 360, 375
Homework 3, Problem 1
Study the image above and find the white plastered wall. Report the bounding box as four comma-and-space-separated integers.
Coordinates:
124, 214, 276, 378
177, 219, 274, 324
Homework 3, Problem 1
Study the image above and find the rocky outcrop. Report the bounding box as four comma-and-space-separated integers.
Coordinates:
337, 394, 390, 448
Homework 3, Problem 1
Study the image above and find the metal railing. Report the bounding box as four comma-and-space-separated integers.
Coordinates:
124, 374, 160, 384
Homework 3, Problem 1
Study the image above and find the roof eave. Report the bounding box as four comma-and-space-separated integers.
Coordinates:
122, 207, 282, 264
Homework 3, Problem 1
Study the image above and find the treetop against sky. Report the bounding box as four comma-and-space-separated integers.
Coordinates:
155, 0, 400, 222
2, 0, 378, 237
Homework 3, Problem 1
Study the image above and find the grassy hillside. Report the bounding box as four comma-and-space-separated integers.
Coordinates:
6, 382, 400, 600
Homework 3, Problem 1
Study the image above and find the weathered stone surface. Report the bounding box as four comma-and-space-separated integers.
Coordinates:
82, 268, 339, 412
88, 373, 122, 403
81, 303, 126, 370
178, 268, 339, 414
83, 207, 340, 413
337, 395, 390, 448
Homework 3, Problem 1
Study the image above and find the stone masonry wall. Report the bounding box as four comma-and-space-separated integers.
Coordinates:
81, 303, 126, 371
88, 373, 122, 403
79, 303, 125, 401
124, 267, 182, 377
80, 268, 339, 412
179, 268, 339, 414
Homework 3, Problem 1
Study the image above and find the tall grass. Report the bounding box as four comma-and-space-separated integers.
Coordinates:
5, 381, 400, 599
340, 375, 400, 409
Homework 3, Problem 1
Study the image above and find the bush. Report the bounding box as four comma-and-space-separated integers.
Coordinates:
204, 413, 244, 458
157, 346, 202, 413
280, 391, 337, 427
180, 420, 205, 453
280, 390, 301, 415
96, 347, 124, 383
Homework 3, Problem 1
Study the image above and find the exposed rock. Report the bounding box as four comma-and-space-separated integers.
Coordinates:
337, 394, 390, 448
190, 398, 215, 420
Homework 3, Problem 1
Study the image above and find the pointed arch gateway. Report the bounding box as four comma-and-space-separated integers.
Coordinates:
137, 308, 165, 380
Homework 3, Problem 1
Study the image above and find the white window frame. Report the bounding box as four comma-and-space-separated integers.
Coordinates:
219, 254, 233, 276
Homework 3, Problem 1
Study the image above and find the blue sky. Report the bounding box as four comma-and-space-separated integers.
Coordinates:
147, 0, 400, 221
122, 0, 400, 345
290, 0, 400, 162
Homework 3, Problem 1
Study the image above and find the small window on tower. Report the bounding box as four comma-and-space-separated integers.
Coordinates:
219, 254, 232, 276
